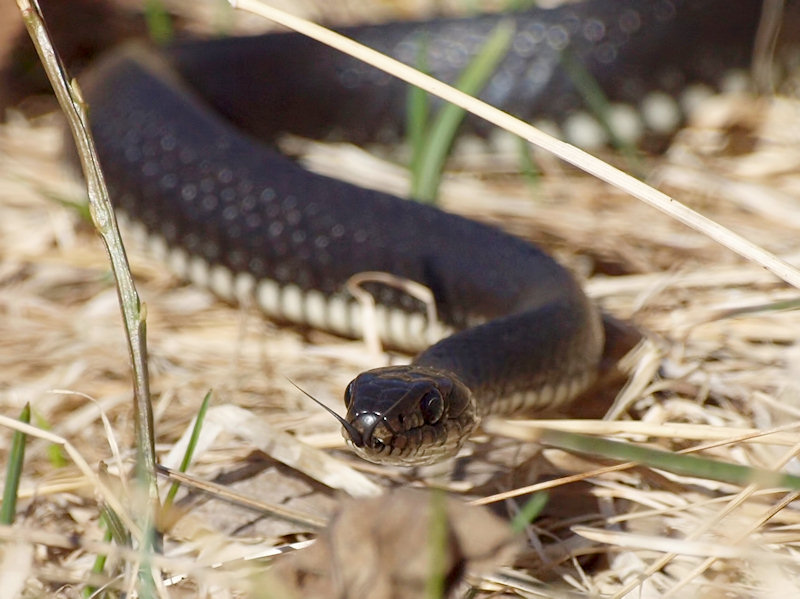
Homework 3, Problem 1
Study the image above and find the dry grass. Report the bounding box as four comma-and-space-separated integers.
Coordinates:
2, 1, 800, 597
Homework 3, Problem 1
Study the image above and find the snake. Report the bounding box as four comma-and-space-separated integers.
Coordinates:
76, 0, 771, 465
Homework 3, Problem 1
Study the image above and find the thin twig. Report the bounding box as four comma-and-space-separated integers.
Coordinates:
15, 0, 159, 558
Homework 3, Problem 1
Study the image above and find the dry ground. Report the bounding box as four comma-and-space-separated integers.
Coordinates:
1, 1, 800, 597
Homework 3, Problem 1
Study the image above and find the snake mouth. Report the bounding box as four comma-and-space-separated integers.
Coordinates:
344, 409, 469, 465
344, 427, 462, 466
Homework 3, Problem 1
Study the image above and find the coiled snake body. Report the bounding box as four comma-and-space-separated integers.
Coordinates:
80, 0, 766, 465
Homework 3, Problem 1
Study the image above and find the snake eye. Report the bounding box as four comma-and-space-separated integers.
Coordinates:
420, 389, 444, 424
344, 381, 355, 409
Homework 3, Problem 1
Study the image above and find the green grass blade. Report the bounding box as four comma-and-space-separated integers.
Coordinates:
559, 50, 643, 171
144, 0, 173, 45
505, 0, 537, 10
407, 34, 431, 177
83, 523, 113, 598
424, 490, 448, 599
410, 20, 515, 203
101, 504, 131, 547
540, 428, 800, 490
516, 135, 541, 191
163, 390, 213, 510
33, 411, 68, 468
1, 403, 30, 525
510, 492, 549, 532
137, 526, 158, 599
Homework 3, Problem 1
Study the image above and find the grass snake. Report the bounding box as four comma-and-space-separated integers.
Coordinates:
77, 0, 772, 465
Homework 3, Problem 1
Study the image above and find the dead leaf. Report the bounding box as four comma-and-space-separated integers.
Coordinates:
273, 488, 518, 598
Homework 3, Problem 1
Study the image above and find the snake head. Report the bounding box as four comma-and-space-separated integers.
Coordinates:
341, 365, 478, 466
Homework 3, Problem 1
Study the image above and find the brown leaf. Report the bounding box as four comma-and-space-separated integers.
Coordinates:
273, 488, 518, 599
